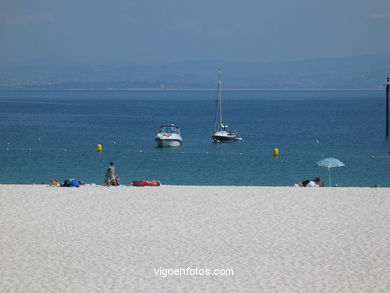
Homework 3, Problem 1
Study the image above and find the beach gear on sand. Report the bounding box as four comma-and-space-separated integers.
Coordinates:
63, 178, 80, 187
51, 179, 61, 186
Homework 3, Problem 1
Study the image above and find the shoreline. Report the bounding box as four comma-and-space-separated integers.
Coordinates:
1, 184, 389, 189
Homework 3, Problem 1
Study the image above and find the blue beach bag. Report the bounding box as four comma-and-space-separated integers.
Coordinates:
68, 178, 80, 187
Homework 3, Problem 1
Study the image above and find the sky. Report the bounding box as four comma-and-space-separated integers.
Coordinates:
0, 0, 389, 65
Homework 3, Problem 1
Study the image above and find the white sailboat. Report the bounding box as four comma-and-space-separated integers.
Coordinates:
212, 70, 242, 143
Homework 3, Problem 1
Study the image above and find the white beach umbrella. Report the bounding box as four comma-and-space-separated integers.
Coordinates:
316, 157, 345, 187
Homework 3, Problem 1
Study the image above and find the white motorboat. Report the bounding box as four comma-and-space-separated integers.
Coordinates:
212, 70, 242, 143
155, 124, 183, 147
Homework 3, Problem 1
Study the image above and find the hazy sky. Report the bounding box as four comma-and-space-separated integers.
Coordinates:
0, 0, 389, 65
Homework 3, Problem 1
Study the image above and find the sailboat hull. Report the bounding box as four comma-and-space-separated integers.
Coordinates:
212, 135, 236, 143
212, 131, 241, 143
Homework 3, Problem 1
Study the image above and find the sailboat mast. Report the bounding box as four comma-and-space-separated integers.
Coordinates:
218, 70, 223, 129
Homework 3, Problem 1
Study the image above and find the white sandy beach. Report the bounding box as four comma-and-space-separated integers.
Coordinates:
0, 185, 389, 292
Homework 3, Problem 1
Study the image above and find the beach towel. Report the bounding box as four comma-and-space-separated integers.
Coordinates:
132, 180, 160, 187
132, 181, 147, 187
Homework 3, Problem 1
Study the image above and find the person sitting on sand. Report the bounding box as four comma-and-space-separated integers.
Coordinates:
306, 180, 318, 187
306, 177, 324, 187
104, 162, 118, 186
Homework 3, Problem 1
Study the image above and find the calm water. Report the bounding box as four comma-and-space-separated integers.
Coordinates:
0, 89, 389, 187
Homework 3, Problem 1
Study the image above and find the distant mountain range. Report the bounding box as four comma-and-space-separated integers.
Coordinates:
0, 55, 389, 89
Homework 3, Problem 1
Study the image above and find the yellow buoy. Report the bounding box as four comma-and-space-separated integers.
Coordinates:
273, 148, 279, 157
96, 144, 103, 152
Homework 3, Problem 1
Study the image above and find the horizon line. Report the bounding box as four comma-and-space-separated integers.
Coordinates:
0, 87, 383, 91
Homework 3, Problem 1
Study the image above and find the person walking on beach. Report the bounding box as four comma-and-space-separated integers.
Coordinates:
104, 162, 117, 186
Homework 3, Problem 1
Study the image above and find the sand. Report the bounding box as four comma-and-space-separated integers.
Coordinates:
0, 185, 389, 292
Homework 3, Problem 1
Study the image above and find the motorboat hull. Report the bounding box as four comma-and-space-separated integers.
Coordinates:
155, 138, 182, 147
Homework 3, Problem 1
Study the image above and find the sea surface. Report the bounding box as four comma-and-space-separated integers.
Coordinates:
0, 89, 389, 187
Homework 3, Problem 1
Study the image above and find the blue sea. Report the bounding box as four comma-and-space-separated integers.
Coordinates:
0, 89, 389, 187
